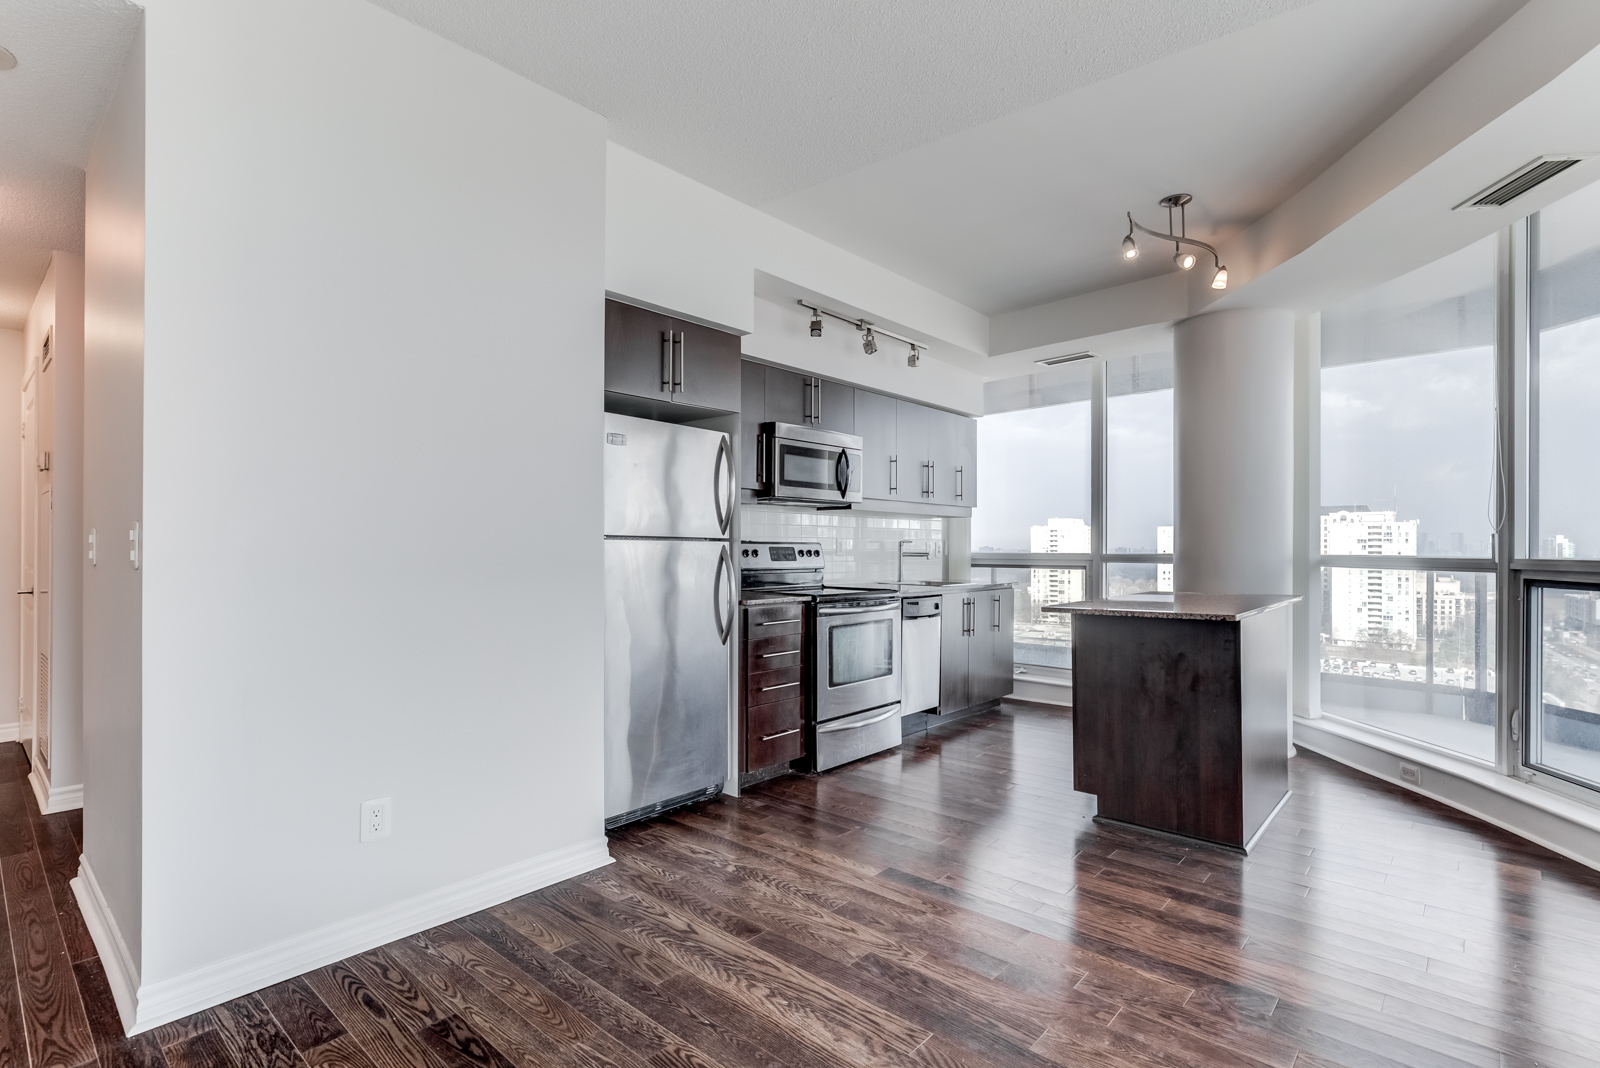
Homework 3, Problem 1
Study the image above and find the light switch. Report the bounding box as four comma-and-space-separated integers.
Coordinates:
129, 522, 140, 570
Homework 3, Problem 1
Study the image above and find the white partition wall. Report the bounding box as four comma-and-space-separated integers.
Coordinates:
1173, 308, 1295, 596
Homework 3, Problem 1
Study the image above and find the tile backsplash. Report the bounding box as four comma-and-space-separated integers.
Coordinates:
739, 507, 944, 585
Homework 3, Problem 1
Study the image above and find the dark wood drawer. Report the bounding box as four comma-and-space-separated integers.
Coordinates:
746, 602, 804, 629
746, 723, 805, 770
746, 630, 803, 660
747, 664, 803, 706
747, 695, 804, 740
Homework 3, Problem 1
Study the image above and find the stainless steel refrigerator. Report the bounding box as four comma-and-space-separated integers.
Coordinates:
603, 413, 735, 826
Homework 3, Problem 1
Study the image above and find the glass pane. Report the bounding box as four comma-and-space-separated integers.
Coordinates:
1105, 562, 1172, 598
1532, 181, 1600, 559
778, 445, 834, 489
828, 619, 893, 687
1528, 586, 1600, 790
1107, 353, 1174, 554
1320, 566, 1496, 762
988, 566, 1082, 669
1320, 236, 1497, 558
972, 402, 1090, 553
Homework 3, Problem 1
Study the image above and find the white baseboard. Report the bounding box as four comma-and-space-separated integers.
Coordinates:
1295, 716, 1600, 874
113, 837, 612, 1035
1010, 675, 1070, 707
29, 767, 83, 814
0, 723, 19, 744
72, 860, 142, 1033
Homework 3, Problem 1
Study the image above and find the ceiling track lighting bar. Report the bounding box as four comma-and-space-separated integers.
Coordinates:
1118, 194, 1229, 289
797, 300, 925, 365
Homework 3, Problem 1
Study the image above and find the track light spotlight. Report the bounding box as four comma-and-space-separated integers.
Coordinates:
809, 310, 822, 337
1174, 250, 1196, 271
862, 327, 878, 355
907, 344, 920, 367
1121, 215, 1138, 260
1211, 266, 1229, 290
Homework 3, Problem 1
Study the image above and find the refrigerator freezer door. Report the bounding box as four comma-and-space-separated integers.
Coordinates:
605, 413, 733, 539
605, 538, 732, 820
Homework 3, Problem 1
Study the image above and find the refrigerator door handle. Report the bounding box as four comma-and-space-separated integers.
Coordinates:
713, 544, 734, 645
713, 435, 733, 534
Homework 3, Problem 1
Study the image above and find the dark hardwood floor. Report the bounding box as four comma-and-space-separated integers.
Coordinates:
8, 701, 1600, 1068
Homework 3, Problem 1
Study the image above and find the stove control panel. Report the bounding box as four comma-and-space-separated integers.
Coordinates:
738, 541, 824, 569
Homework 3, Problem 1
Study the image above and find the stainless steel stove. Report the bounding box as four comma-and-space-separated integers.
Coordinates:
739, 542, 903, 771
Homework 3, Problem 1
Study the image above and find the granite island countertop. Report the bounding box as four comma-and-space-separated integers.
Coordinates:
1041, 593, 1299, 621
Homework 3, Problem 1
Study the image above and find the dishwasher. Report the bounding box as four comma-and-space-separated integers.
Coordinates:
901, 596, 942, 715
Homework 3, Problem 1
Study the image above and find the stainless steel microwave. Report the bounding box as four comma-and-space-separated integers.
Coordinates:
755, 422, 863, 505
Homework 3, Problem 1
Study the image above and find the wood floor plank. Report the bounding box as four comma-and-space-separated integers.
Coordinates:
2, 850, 95, 1068
70, 959, 166, 1068
161, 1033, 235, 1068
210, 995, 305, 1068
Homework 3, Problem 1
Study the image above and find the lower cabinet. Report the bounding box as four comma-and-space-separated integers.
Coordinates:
939, 588, 1014, 715
740, 602, 807, 773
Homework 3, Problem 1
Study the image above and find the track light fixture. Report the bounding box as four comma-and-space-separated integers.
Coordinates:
1118, 193, 1228, 290
797, 300, 927, 368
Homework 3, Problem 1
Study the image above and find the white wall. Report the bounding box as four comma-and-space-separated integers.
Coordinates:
82, 15, 145, 984
0, 329, 18, 739
80, 0, 610, 1032
606, 143, 990, 355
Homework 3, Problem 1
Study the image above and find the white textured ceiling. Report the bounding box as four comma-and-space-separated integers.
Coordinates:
0, 0, 140, 329
375, 0, 1527, 318
765, 0, 1528, 313
366, 0, 1320, 205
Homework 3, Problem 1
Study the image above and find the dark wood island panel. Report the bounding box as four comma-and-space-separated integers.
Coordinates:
1055, 594, 1295, 851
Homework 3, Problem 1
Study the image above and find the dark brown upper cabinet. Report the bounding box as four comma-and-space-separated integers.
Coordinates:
605, 299, 741, 414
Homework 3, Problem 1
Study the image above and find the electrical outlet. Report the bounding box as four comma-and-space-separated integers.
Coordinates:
1399, 763, 1421, 785
360, 797, 392, 842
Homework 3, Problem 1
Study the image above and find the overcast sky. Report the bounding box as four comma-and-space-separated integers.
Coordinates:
973, 390, 1173, 553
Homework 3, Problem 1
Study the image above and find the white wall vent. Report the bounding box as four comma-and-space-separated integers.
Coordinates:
1454, 156, 1591, 210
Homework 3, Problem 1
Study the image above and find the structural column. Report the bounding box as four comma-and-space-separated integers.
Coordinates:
1173, 308, 1294, 595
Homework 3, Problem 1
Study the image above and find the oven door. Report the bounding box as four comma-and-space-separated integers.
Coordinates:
759, 423, 863, 504
813, 600, 901, 723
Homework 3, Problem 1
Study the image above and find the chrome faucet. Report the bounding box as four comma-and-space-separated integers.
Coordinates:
898, 539, 932, 586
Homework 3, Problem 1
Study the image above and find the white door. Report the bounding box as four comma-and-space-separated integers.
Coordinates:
34, 487, 49, 770
18, 381, 35, 756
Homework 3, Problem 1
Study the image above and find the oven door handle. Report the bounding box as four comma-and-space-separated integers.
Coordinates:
817, 706, 900, 733
817, 602, 899, 615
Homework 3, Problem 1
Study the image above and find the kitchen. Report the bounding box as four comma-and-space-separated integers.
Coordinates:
601, 296, 1015, 828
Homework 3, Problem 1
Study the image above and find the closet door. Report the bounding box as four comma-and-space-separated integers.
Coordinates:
35, 487, 50, 769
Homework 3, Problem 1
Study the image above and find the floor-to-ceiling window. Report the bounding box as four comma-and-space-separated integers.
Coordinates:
1521, 181, 1600, 799
971, 350, 1175, 679
1316, 235, 1500, 761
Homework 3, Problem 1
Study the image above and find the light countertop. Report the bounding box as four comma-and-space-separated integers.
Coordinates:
1041, 593, 1300, 621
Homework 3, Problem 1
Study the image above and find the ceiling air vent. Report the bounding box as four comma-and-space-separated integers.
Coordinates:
1454, 156, 1591, 210
1035, 351, 1097, 367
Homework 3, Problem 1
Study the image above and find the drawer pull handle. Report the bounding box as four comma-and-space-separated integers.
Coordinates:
756, 618, 798, 626
760, 681, 801, 692
759, 650, 799, 659
760, 728, 800, 741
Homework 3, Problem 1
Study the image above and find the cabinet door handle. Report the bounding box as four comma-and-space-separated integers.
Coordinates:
814, 378, 822, 424
673, 331, 685, 393
661, 331, 673, 392
759, 650, 798, 659
802, 377, 811, 423
929, 460, 936, 498
956, 466, 964, 500
756, 618, 797, 626
760, 681, 801, 692
993, 594, 1000, 629
760, 728, 800, 742
890, 456, 897, 494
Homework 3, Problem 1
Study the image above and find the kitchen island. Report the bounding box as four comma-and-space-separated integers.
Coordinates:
1044, 593, 1298, 852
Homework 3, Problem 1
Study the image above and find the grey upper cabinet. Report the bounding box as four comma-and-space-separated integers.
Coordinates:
816, 378, 855, 434
856, 390, 897, 500
740, 362, 765, 491
928, 408, 977, 508
738, 360, 975, 510
605, 299, 741, 413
